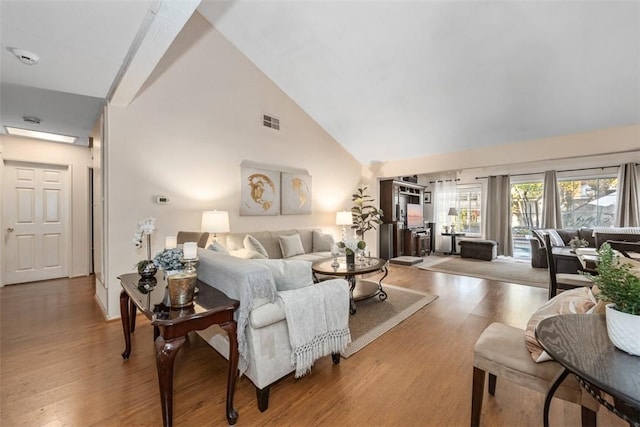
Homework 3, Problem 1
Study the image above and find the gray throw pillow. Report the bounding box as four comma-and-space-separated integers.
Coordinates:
278, 234, 305, 258
243, 234, 269, 258
207, 241, 229, 254
312, 230, 335, 252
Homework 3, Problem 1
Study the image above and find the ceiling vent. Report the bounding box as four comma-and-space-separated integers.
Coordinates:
263, 114, 280, 130
23, 116, 41, 125
9, 48, 40, 65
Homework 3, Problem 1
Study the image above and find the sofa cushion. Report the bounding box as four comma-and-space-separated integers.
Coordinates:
278, 233, 306, 258
244, 234, 269, 258
533, 229, 565, 247
253, 258, 313, 291
524, 287, 597, 362
556, 229, 579, 245
249, 301, 286, 329
578, 228, 595, 247
229, 248, 267, 259
312, 230, 335, 252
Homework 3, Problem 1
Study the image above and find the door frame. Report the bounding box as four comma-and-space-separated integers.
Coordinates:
1, 158, 73, 286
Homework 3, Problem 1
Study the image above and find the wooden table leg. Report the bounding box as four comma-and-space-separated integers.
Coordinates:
155, 335, 186, 427
220, 320, 239, 425
129, 299, 137, 332
120, 291, 132, 359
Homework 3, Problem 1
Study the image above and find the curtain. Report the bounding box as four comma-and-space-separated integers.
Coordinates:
615, 163, 640, 227
434, 180, 457, 252
485, 175, 512, 256
542, 170, 562, 228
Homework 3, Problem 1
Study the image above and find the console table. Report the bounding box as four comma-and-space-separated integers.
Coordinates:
442, 232, 465, 255
119, 272, 240, 427
535, 314, 640, 427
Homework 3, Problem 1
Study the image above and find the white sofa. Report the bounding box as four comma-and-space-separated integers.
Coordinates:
194, 232, 350, 411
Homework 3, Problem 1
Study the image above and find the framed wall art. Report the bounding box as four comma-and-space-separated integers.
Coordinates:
240, 167, 280, 216
281, 173, 312, 215
424, 191, 432, 204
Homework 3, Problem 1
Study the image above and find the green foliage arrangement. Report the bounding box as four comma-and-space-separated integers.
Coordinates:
587, 243, 640, 315
350, 186, 383, 239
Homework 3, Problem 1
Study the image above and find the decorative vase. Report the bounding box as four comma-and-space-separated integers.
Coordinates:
346, 252, 355, 269
605, 304, 640, 356
137, 260, 157, 280
167, 259, 198, 308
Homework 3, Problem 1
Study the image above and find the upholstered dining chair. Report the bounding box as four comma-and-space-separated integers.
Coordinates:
176, 231, 210, 248
544, 233, 593, 299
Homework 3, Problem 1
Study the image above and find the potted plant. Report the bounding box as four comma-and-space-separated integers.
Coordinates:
350, 186, 383, 241
588, 242, 640, 356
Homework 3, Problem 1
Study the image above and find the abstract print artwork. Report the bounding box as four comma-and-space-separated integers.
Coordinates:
281, 173, 312, 215
240, 167, 280, 216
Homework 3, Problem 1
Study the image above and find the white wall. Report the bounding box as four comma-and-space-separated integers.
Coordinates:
100, 13, 362, 319
0, 134, 93, 286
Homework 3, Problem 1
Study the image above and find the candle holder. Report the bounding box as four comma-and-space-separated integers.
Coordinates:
167, 257, 198, 308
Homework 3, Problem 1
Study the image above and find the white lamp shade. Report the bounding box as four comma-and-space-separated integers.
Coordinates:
201, 210, 230, 233
336, 211, 353, 226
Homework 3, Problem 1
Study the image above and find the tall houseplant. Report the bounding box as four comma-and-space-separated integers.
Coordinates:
350, 186, 383, 240
587, 243, 640, 355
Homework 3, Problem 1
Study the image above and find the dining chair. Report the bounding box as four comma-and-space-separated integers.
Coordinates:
544, 233, 593, 299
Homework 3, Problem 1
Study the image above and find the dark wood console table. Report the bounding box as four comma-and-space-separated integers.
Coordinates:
119, 272, 240, 427
536, 314, 640, 427
442, 232, 465, 255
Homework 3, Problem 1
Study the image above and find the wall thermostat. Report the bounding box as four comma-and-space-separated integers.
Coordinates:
155, 196, 170, 205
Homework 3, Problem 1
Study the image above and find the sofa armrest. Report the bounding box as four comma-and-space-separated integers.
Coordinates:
250, 300, 286, 329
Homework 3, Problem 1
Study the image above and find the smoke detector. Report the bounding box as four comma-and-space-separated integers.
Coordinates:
23, 116, 41, 125
9, 48, 40, 65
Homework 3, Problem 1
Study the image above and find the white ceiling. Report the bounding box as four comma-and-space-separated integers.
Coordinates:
1, 1, 639, 162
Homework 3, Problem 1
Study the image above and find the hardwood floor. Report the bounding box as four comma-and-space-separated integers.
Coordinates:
0, 266, 626, 426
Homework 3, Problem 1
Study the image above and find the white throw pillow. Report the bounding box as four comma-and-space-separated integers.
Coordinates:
278, 234, 305, 258
253, 259, 313, 291
243, 234, 269, 258
312, 230, 335, 252
229, 248, 267, 259
207, 241, 229, 254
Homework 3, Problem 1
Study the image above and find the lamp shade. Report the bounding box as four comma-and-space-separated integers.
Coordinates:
336, 211, 353, 226
447, 207, 458, 216
201, 210, 230, 233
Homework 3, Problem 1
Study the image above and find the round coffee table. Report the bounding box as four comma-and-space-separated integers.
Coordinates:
311, 257, 388, 314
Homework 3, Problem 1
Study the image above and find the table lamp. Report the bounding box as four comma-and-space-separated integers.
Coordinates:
336, 211, 353, 241
448, 207, 458, 233
201, 210, 230, 243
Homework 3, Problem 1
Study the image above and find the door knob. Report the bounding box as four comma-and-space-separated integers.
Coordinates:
6, 227, 14, 232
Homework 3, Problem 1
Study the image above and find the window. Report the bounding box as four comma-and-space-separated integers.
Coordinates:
511, 182, 543, 259
442, 184, 481, 236
559, 177, 618, 228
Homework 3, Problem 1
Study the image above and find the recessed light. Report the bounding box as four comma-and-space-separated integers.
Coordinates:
8, 48, 40, 65
5, 126, 77, 144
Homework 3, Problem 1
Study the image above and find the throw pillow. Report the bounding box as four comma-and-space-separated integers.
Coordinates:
207, 241, 229, 254
229, 248, 267, 259
524, 287, 597, 362
533, 229, 564, 247
312, 230, 335, 252
253, 259, 313, 291
278, 234, 305, 258
243, 234, 269, 258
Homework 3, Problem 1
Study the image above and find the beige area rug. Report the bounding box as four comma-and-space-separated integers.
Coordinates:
417, 256, 549, 288
342, 283, 437, 358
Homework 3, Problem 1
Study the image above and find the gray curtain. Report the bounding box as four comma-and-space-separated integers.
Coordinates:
615, 163, 640, 227
486, 175, 512, 256
542, 170, 562, 228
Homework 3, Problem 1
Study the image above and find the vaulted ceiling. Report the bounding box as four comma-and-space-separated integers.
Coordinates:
2, 1, 638, 163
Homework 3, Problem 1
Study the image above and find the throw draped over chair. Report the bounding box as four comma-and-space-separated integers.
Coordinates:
176, 231, 210, 248
544, 233, 592, 299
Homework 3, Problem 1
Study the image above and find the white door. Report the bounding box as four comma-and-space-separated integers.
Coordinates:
3, 161, 69, 284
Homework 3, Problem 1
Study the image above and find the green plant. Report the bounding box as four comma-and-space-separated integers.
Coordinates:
350, 186, 383, 239
586, 243, 640, 315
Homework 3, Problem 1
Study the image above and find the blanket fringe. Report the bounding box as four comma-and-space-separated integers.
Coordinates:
291, 328, 352, 378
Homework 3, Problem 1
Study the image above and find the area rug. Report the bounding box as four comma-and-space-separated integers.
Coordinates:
342, 283, 437, 358
417, 257, 549, 288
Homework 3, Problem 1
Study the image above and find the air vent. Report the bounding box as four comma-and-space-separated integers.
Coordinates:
263, 114, 280, 130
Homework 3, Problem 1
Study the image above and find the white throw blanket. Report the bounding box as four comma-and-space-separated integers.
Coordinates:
278, 280, 351, 377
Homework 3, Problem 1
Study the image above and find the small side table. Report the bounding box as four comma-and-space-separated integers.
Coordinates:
119, 272, 240, 427
442, 232, 466, 255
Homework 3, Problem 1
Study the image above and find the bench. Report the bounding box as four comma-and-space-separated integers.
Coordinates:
459, 240, 498, 261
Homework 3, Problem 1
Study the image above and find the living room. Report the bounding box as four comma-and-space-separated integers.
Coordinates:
1, 1, 639, 426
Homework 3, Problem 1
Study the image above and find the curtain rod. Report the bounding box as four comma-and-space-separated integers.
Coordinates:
428, 178, 461, 183
474, 163, 638, 180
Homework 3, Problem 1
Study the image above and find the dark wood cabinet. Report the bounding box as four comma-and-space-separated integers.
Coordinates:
379, 179, 425, 258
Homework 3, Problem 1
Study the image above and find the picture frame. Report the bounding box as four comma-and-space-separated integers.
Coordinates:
424, 191, 432, 204
281, 173, 312, 215
240, 167, 280, 216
